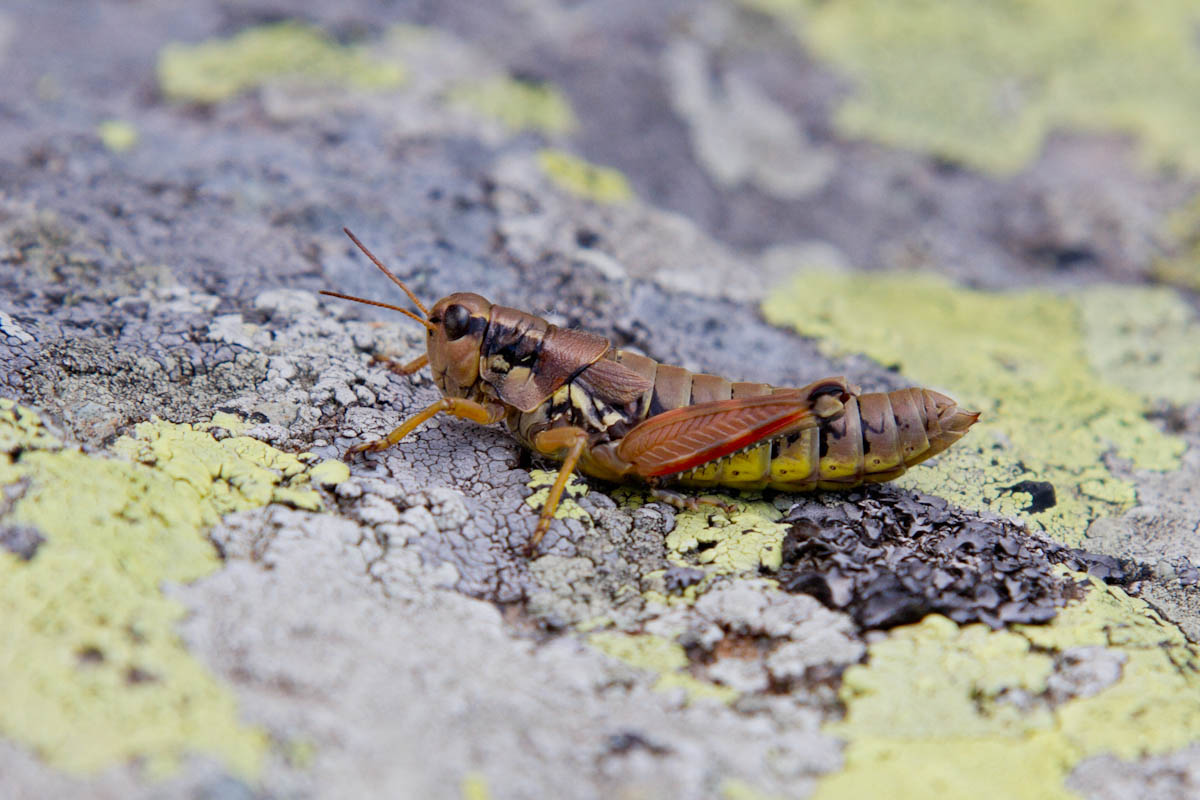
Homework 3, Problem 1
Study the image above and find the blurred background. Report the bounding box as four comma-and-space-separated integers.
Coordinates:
7, 0, 1200, 288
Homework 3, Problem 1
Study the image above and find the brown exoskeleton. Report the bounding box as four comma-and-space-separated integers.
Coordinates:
323, 229, 980, 553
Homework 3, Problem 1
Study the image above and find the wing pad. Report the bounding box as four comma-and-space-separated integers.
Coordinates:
617, 377, 854, 478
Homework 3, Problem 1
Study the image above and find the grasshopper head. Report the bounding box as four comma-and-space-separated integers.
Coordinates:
321, 228, 499, 401
427, 292, 492, 399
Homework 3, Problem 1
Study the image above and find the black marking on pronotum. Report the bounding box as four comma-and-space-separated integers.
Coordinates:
486, 316, 548, 375
503, 326, 546, 369
467, 313, 489, 340
482, 320, 517, 360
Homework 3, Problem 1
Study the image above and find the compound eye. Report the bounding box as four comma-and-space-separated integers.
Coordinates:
442, 304, 471, 340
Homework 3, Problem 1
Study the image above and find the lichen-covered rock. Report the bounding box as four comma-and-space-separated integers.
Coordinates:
3, 2, 1200, 798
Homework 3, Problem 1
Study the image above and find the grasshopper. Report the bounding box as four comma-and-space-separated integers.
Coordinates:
323, 229, 980, 553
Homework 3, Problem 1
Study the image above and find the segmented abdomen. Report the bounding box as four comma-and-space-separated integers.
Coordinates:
608, 349, 978, 491
756, 387, 978, 491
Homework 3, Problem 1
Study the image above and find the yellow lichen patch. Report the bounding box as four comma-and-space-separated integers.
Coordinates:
537, 149, 635, 205
283, 737, 317, 769
721, 778, 787, 800
668, 498, 790, 573
96, 119, 138, 153
309, 458, 351, 486
1076, 286, 1200, 407
0, 403, 344, 776
109, 418, 332, 513
460, 772, 492, 800
611, 489, 786, 588
200, 411, 249, 435
157, 22, 405, 104
448, 77, 576, 135
814, 580, 1200, 800
588, 631, 739, 704
0, 399, 61, 452
740, 0, 1200, 175
762, 270, 1193, 545
525, 468, 590, 522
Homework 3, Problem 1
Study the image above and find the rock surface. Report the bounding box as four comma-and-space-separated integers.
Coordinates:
2, 2, 1199, 799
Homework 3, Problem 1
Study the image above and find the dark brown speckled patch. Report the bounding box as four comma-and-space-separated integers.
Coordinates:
777, 487, 1135, 630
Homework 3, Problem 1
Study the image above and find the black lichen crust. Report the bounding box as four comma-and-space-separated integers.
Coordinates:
777, 487, 1132, 631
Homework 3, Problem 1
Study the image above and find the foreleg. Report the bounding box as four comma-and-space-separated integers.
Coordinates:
347, 397, 504, 458
370, 352, 429, 376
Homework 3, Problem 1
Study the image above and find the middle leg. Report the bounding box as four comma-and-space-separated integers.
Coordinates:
525, 426, 590, 555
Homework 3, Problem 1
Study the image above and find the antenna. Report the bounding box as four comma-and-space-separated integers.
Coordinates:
342, 228, 430, 317
318, 290, 436, 332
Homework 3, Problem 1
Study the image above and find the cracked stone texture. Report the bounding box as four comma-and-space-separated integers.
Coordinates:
2, 1, 1200, 798
1068, 746, 1200, 800
178, 506, 843, 799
